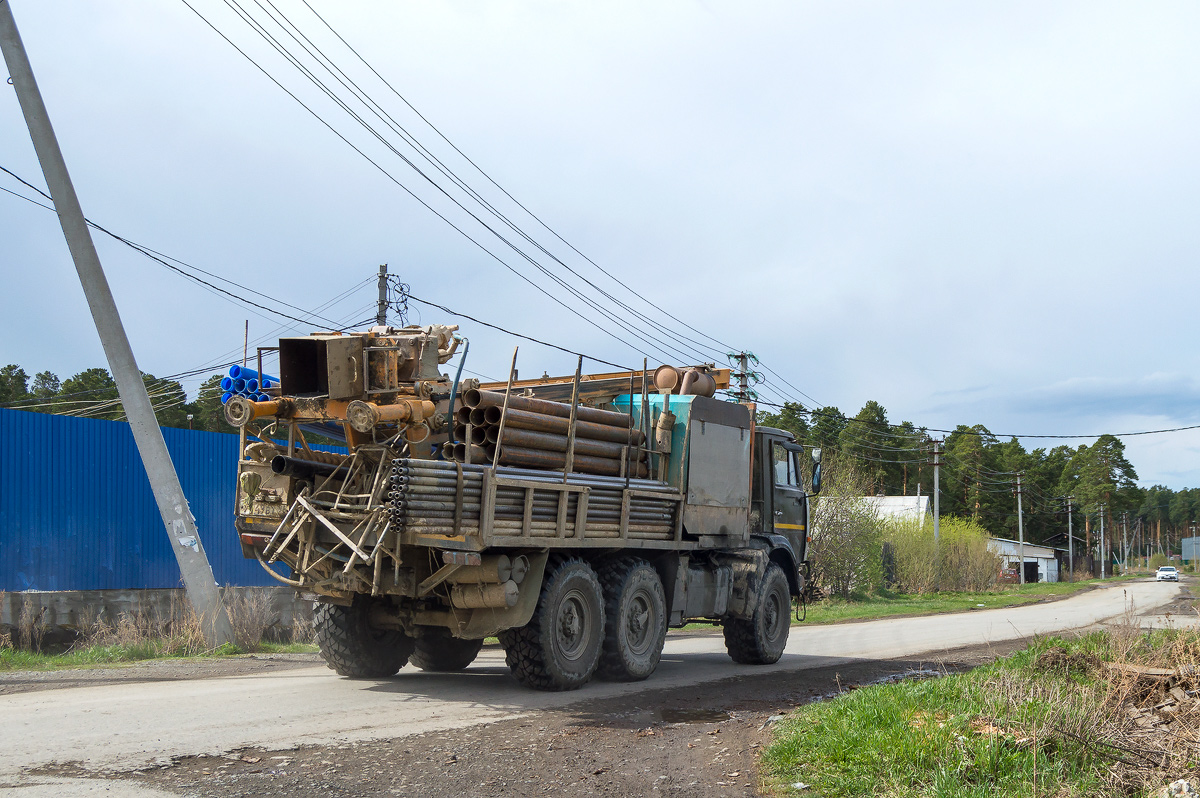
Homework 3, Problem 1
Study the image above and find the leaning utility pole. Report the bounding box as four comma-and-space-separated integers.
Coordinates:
1016, 473, 1026, 584
0, 1, 233, 646
376, 264, 388, 326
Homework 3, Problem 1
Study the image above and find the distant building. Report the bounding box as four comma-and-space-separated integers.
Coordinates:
1184, 536, 1199, 564
860, 495, 932, 526
988, 537, 1059, 583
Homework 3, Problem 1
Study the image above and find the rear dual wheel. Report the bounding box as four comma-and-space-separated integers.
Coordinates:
314, 598, 415, 678
597, 558, 668, 682
411, 628, 485, 672
500, 557, 606, 691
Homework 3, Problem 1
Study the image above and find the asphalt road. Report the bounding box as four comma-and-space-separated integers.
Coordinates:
0, 578, 1188, 794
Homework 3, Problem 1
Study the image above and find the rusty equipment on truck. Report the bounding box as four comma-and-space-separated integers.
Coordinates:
231, 324, 818, 692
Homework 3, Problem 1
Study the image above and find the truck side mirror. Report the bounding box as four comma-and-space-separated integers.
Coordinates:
810, 448, 822, 494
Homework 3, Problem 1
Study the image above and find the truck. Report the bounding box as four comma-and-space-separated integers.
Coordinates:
228, 323, 821, 690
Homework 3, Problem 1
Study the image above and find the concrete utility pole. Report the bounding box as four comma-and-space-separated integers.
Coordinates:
932, 440, 941, 547
932, 439, 941, 589
1066, 495, 1074, 581
1121, 512, 1129, 574
0, 1, 233, 646
1099, 504, 1107, 579
376, 264, 388, 326
1016, 473, 1026, 585
733, 352, 751, 402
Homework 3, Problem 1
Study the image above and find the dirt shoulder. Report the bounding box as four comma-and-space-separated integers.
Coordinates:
0, 652, 321, 696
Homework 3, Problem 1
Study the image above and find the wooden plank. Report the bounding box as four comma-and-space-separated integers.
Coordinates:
556, 491, 569, 538
522, 487, 534, 534
574, 488, 590, 540
1107, 663, 1174, 679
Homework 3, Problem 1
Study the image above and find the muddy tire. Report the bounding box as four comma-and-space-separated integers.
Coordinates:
410, 629, 484, 672
596, 557, 667, 682
723, 563, 790, 665
314, 599, 414, 678
499, 557, 604, 691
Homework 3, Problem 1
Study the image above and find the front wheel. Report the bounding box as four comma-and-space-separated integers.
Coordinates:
314, 599, 415, 678
723, 563, 790, 665
499, 557, 605, 691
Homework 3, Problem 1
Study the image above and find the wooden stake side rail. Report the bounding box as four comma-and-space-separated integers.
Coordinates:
400, 473, 687, 550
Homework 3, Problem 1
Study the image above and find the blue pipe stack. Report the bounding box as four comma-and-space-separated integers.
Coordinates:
220, 365, 278, 405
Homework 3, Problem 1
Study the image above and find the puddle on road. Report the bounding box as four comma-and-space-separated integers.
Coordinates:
657, 708, 731, 724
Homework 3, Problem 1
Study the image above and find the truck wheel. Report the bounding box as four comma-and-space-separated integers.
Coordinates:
596, 558, 667, 681
723, 563, 790, 665
410, 629, 484, 672
499, 557, 605, 691
314, 599, 415, 678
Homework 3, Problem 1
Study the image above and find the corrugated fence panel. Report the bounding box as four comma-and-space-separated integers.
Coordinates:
0, 407, 343, 591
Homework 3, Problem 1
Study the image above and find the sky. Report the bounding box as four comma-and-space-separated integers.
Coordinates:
2, 1, 1199, 488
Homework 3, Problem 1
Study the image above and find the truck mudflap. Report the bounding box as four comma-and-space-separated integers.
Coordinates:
720, 549, 770, 620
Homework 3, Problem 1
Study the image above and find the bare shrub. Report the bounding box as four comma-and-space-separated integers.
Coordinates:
224, 589, 277, 651
808, 452, 882, 599
17, 594, 47, 651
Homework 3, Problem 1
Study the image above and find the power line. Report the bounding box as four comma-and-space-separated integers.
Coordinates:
294, 0, 737, 360
0, 164, 362, 330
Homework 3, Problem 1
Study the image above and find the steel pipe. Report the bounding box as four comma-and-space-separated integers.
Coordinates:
485, 425, 631, 460
463, 389, 633, 429
482, 407, 645, 446
271, 455, 349, 480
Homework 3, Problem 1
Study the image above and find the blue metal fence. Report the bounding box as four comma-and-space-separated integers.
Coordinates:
0, 407, 338, 591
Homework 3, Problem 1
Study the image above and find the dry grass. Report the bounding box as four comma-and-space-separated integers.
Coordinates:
290, 603, 315, 644
78, 592, 209, 656
17, 593, 48, 651
223, 589, 277, 651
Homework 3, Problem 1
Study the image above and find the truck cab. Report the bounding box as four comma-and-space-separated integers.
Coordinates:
751, 426, 818, 596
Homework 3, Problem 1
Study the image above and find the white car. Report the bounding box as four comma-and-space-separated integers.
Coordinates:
1156, 566, 1179, 582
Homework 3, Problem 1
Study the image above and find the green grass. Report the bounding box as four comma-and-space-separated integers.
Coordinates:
761, 628, 1189, 797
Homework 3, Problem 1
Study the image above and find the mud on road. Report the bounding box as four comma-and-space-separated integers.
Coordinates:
32, 637, 1026, 798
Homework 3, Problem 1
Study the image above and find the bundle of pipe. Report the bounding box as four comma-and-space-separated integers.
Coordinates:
448, 389, 649, 478
386, 458, 677, 540
221, 365, 279, 405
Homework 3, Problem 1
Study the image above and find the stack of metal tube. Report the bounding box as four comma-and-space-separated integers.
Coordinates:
444, 389, 650, 478
387, 459, 678, 540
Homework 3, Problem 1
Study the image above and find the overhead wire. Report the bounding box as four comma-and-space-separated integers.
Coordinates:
296, 0, 737, 358
182, 0, 684, 365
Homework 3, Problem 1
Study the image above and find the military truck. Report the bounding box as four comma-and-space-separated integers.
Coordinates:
228, 324, 820, 690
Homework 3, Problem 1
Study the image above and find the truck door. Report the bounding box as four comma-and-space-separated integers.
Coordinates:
770, 440, 808, 563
